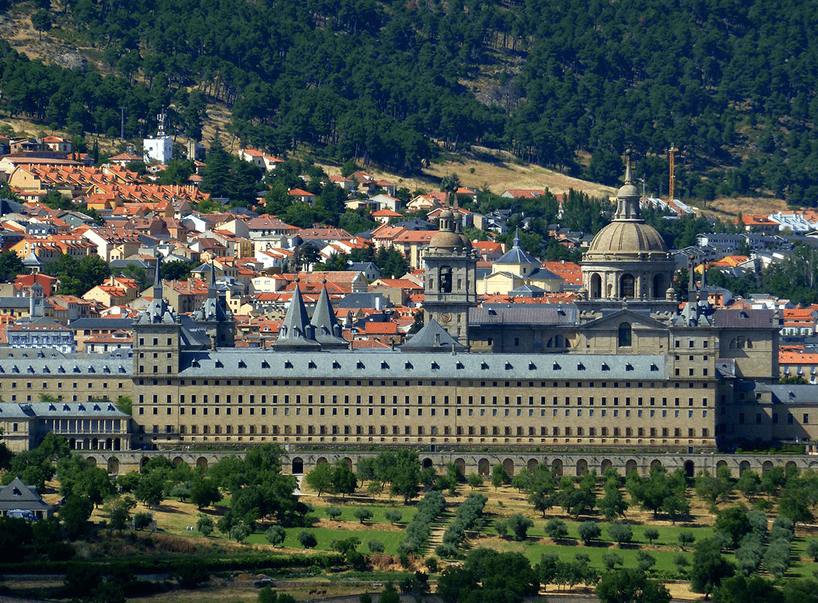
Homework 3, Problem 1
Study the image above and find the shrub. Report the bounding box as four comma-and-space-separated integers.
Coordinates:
494, 520, 508, 538
133, 512, 153, 531
545, 518, 568, 540
266, 525, 286, 547
602, 552, 623, 570
384, 509, 402, 524
354, 508, 373, 524
578, 521, 601, 545
298, 531, 317, 549
507, 514, 534, 541
325, 506, 342, 520
644, 528, 659, 545
608, 522, 633, 547
196, 514, 214, 537
674, 554, 690, 574
636, 550, 656, 572
368, 539, 385, 553
231, 524, 250, 543
678, 530, 696, 550
425, 556, 439, 573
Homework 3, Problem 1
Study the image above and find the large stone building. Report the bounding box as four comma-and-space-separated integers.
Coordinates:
0, 162, 801, 456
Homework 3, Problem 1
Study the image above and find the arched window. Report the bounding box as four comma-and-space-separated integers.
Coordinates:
620, 274, 635, 298
440, 266, 452, 293
618, 322, 632, 347
590, 274, 602, 299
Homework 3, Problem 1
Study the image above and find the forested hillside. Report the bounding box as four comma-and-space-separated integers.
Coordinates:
3, 0, 818, 204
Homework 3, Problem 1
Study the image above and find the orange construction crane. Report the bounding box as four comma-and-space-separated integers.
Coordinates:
668, 144, 678, 202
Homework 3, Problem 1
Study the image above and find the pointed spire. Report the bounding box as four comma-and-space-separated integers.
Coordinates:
311, 282, 348, 349
153, 250, 163, 300
208, 260, 216, 300
275, 280, 319, 348
513, 227, 521, 248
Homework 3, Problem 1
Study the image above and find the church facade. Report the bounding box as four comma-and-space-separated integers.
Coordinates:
0, 163, 795, 455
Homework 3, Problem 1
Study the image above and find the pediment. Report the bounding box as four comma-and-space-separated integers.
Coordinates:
580, 309, 668, 332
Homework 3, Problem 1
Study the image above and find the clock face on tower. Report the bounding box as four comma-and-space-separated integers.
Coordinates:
440, 312, 452, 323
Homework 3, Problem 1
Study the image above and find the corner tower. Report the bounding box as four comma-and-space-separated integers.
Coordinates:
423, 202, 477, 347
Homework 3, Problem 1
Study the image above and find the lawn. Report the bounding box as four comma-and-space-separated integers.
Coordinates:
246, 527, 407, 555
309, 502, 419, 527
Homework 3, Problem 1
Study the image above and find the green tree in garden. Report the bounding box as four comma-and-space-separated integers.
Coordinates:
331, 460, 358, 498
298, 530, 317, 548
266, 525, 286, 546
354, 508, 373, 524
689, 538, 734, 599
596, 569, 670, 603
468, 473, 483, 490
197, 514, 214, 537
506, 514, 533, 541
491, 464, 509, 489
305, 462, 332, 496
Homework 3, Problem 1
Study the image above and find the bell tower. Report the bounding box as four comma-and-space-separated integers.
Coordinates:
423, 202, 477, 347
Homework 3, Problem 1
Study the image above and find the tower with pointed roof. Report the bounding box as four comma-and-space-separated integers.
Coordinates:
133, 253, 182, 376
311, 283, 349, 350
192, 263, 235, 348
274, 281, 320, 349
423, 197, 477, 347
580, 152, 676, 307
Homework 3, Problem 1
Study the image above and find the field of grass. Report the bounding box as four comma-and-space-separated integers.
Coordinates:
246, 527, 406, 555
309, 502, 418, 526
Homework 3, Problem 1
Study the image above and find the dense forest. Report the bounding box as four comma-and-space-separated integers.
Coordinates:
3, 0, 818, 203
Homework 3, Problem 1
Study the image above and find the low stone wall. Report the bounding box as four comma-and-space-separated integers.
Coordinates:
78, 448, 818, 478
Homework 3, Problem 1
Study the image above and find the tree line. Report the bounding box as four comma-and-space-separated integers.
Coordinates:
3, 0, 818, 200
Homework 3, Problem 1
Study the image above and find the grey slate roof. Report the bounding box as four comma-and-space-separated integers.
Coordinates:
470, 305, 578, 326
175, 347, 667, 380
274, 285, 319, 348
69, 318, 134, 330
311, 286, 348, 349
758, 384, 818, 405
401, 319, 466, 353
0, 357, 131, 376
713, 309, 778, 329
0, 477, 51, 514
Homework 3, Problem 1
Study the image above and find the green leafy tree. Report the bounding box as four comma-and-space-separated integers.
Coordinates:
325, 505, 342, 520
491, 464, 509, 489
60, 494, 93, 540
135, 470, 165, 507
231, 523, 250, 543
265, 525, 286, 546
545, 518, 568, 541
608, 521, 633, 547
133, 511, 154, 531
0, 250, 24, 282
31, 9, 52, 39
714, 506, 752, 549
467, 473, 483, 490
678, 530, 696, 551
713, 575, 784, 603
578, 521, 602, 544
506, 513, 534, 541
197, 514, 214, 537
596, 569, 671, 603
331, 460, 358, 498
689, 538, 734, 599
353, 508, 373, 524
190, 475, 221, 509
599, 482, 629, 520
368, 538, 385, 553
305, 462, 332, 496
298, 530, 317, 548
